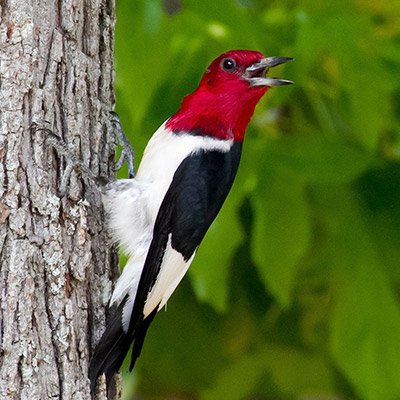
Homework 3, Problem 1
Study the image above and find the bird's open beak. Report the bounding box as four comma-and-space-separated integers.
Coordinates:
244, 57, 293, 87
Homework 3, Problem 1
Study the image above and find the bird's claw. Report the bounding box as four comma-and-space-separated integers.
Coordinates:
110, 111, 135, 178
32, 124, 97, 197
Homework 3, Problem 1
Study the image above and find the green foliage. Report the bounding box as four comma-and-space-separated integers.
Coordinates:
114, 0, 400, 399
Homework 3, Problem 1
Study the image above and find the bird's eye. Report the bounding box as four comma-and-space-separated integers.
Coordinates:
221, 58, 237, 72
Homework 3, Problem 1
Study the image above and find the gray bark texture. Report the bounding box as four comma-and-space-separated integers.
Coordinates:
0, 0, 120, 399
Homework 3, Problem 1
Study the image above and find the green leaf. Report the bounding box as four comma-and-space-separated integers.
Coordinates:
202, 345, 336, 400
131, 281, 226, 396
189, 191, 244, 313
314, 187, 400, 400
251, 171, 310, 307
201, 351, 270, 400
357, 165, 400, 281
266, 136, 373, 184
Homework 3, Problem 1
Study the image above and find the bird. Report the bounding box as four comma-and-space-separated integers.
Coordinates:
89, 49, 292, 392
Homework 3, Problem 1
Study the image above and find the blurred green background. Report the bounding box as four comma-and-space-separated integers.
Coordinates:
114, 0, 400, 399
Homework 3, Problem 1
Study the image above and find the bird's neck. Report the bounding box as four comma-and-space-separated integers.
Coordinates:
166, 85, 266, 141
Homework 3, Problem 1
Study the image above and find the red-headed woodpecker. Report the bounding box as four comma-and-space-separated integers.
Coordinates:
89, 50, 292, 391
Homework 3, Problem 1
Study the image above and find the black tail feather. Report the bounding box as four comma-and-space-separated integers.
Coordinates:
89, 299, 158, 394
89, 300, 132, 394
129, 307, 158, 371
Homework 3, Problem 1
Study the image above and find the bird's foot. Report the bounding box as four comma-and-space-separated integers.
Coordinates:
110, 112, 135, 178
32, 123, 100, 197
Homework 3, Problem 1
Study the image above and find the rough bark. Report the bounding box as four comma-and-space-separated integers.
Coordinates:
0, 0, 119, 399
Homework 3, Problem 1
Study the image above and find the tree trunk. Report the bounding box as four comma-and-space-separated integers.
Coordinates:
0, 1, 119, 399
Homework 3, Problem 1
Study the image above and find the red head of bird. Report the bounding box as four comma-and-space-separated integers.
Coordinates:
167, 50, 292, 141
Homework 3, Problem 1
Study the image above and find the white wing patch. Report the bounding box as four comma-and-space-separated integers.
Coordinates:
143, 235, 196, 317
